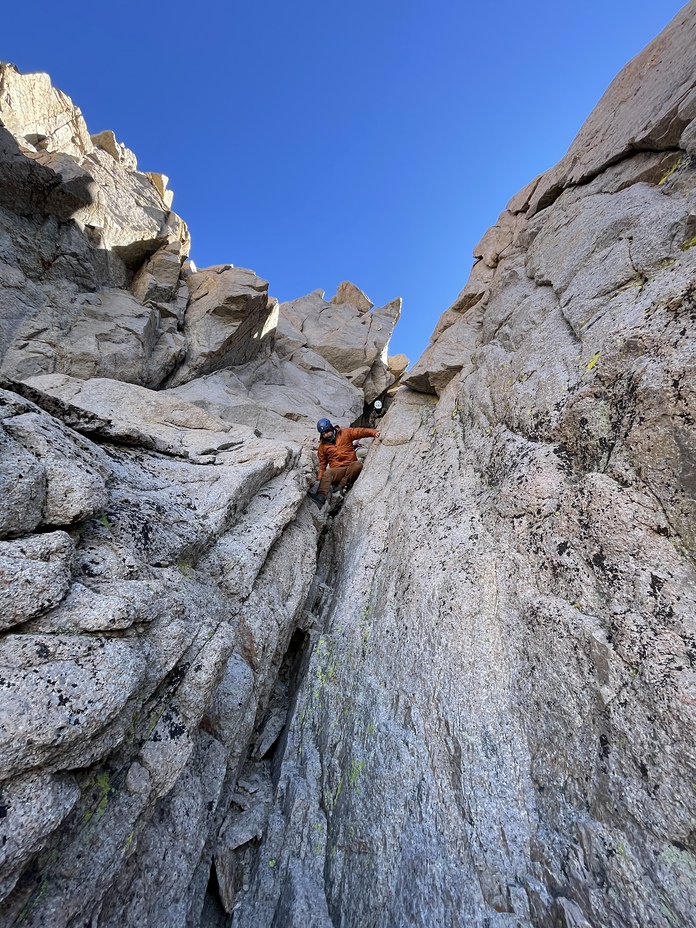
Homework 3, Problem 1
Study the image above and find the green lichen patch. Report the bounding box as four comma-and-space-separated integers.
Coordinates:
83, 771, 112, 825
585, 351, 601, 372
658, 156, 683, 186
660, 844, 696, 881
348, 758, 366, 787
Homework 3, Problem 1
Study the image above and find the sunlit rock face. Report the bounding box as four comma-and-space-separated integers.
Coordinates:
279, 283, 402, 405
1, 4, 695, 927
0, 63, 399, 928
231, 5, 696, 927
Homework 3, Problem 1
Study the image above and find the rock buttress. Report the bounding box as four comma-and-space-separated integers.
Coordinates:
229, 6, 696, 926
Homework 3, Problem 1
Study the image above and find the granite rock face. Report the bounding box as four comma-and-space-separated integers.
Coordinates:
279, 284, 402, 403
165, 265, 277, 388
3, 6, 696, 927
164, 278, 403, 440
0, 62, 190, 389
0, 372, 324, 925
0, 61, 398, 928
231, 6, 696, 928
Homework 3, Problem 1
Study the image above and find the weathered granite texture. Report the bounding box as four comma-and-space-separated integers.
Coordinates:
230, 5, 696, 928
3, 4, 696, 926
279, 283, 402, 404
0, 62, 190, 389
0, 379, 321, 926
0, 60, 399, 928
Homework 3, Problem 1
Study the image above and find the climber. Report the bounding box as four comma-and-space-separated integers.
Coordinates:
307, 417, 380, 509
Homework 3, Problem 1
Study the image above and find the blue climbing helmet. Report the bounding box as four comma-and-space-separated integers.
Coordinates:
317, 418, 334, 433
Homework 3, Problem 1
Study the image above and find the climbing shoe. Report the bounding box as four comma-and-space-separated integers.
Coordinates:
308, 490, 327, 509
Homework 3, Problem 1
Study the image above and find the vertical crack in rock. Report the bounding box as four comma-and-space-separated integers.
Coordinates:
225, 7, 696, 926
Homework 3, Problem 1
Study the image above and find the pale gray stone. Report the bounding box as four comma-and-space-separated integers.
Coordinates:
167, 266, 276, 387
278, 284, 401, 403
0, 772, 80, 899
145, 171, 174, 209
387, 353, 409, 377
168, 350, 364, 441
22, 373, 269, 459
0, 530, 73, 629
0, 632, 148, 779
330, 280, 373, 313
3, 410, 108, 526
1, 287, 185, 388
72, 147, 186, 268
404, 261, 495, 395
26, 149, 97, 220
97, 733, 228, 928
402, 302, 483, 395
22, 582, 138, 633
473, 209, 526, 268
0, 422, 46, 538
91, 129, 138, 170
131, 242, 183, 305
0, 63, 190, 276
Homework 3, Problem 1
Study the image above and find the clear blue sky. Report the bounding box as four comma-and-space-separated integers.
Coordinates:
2, 1, 687, 365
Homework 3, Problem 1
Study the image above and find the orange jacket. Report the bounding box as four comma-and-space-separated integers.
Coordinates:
317, 427, 378, 478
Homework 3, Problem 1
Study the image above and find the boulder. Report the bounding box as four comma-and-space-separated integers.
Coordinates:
1, 288, 186, 388
0, 631, 148, 780
387, 353, 409, 378
278, 283, 401, 403
166, 266, 276, 388
91, 130, 138, 171
0, 124, 96, 225
3, 409, 108, 526
25, 149, 97, 220
0, 531, 74, 630
130, 242, 183, 305
403, 261, 494, 395
330, 280, 373, 313
402, 304, 482, 395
